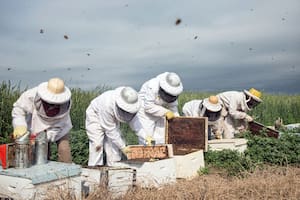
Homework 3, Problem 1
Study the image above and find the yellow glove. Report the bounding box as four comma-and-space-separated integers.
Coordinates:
146, 136, 155, 146
214, 131, 222, 139
121, 146, 131, 154
13, 126, 27, 139
165, 111, 175, 120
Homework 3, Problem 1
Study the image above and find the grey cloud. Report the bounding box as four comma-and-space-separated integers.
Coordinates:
0, 0, 299, 94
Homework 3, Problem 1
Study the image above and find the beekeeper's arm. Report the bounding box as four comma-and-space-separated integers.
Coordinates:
227, 99, 248, 120
210, 118, 224, 136
12, 89, 34, 128
143, 85, 169, 117
167, 101, 180, 116
182, 100, 201, 117
11, 89, 35, 138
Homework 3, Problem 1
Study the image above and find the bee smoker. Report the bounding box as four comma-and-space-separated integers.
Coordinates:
34, 131, 48, 165
15, 131, 31, 168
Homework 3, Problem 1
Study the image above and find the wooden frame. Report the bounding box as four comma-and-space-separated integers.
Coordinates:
165, 116, 208, 154
125, 145, 173, 161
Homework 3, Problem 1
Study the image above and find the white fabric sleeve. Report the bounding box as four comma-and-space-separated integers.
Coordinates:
168, 101, 180, 116
228, 100, 247, 119
11, 89, 34, 128
182, 100, 201, 117
143, 85, 169, 117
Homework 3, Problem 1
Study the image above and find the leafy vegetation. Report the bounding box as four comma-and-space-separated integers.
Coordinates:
0, 81, 23, 143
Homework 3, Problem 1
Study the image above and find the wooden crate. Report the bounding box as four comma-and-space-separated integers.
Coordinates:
126, 145, 172, 161
248, 121, 279, 138
165, 117, 208, 155
81, 166, 136, 198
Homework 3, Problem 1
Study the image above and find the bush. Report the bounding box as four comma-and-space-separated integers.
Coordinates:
70, 130, 89, 165
204, 149, 258, 176
245, 133, 300, 165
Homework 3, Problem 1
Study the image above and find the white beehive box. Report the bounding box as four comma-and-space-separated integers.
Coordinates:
173, 149, 205, 179
0, 161, 81, 200
114, 158, 177, 188
81, 167, 136, 198
208, 138, 248, 153
165, 117, 207, 179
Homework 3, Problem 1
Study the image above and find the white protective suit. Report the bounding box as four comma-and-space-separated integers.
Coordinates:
85, 87, 127, 166
130, 73, 180, 145
217, 91, 251, 139
12, 87, 72, 142
182, 100, 223, 138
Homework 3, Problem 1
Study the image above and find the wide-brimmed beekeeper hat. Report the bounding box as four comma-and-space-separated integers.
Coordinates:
37, 78, 71, 104
244, 88, 262, 102
159, 72, 183, 96
116, 87, 141, 114
203, 95, 222, 112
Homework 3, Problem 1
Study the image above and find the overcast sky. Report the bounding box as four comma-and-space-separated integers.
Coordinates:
0, 0, 299, 94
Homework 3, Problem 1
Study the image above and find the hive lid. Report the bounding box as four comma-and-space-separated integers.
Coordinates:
165, 116, 208, 155
248, 121, 279, 138
0, 161, 81, 184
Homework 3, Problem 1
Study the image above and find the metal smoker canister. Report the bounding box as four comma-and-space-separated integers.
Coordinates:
15, 131, 31, 168
34, 131, 48, 165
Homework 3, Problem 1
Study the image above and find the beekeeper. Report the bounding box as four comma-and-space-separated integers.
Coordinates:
217, 88, 263, 139
130, 72, 183, 145
182, 95, 223, 139
86, 86, 140, 166
12, 78, 73, 163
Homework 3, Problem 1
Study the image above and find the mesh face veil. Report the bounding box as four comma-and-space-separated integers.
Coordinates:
158, 87, 178, 103
115, 87, 140, 122
245, 94, 260, 109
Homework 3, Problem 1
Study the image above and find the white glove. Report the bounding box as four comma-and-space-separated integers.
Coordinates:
245, 115, 253, 122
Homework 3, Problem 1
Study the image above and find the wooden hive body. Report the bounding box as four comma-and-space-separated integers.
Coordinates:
248, 121, 279, 138
165, 116, 208, 155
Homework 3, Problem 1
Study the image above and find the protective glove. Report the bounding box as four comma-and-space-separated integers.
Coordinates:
214, 131, 222, 139
146, 136, 155, 146
245, 115, 253, 122
165, 111, 175, 120
121, 146, 131, 154
13, 126, 27, 139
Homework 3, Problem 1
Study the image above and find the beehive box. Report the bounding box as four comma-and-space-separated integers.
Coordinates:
0, 161, 81, 200
165, 116, 208, 154
126, 144, 173, 161
208, 138, 248, 153
81, 166, 136, 198
114, 158, 177, 188
248, 121, 279, 138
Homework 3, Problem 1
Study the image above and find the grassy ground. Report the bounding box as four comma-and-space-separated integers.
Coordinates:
47, 166, 300, 200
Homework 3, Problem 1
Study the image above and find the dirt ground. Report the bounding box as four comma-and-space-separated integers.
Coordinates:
84, 166, 300, 200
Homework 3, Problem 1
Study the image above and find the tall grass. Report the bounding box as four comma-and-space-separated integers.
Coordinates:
0, 81, 24, 143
